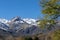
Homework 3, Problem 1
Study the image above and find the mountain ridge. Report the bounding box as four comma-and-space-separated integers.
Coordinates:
0, 16, 60, 37
0, 17, 40, 37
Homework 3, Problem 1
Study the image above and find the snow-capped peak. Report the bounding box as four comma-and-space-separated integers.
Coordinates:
0, 17, 37, 26
11, 16, 21, 22
23, 18, 37, 25
0, 18, 9, 24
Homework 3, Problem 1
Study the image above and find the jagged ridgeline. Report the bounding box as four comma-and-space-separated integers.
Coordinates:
0, 16, 40, 40
0, 16, 60, 40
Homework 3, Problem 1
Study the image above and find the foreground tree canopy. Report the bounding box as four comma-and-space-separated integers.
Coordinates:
38, 0, 60, 40
38, 0, 60, 29
40, 0, 60, 19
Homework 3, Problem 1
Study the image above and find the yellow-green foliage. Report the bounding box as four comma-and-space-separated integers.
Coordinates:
37, 20, 47, 29
40, 0, 60, 19
37, 19, 55, 29
51, 30, 60, 40
39, 0, 60, 29
39, 0, 60, 39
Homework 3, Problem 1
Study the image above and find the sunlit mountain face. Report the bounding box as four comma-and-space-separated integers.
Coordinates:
0, 16, 41, 36
0, 16, 60, 37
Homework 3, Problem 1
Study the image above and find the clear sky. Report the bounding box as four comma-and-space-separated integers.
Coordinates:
0, 0, 42, 19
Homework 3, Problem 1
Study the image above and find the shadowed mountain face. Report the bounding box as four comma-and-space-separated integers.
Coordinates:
0, 17, 60, 40
0, 17, 40, 37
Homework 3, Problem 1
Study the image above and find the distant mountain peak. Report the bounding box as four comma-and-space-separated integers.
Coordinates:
0, 17, 40, 36
11, 16, 21, 22
0, 16, 60, 37
23, 18, 37, 25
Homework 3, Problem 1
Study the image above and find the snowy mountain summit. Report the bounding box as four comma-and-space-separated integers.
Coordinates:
0, 16, 60, 37
0, 16, 41, 36
0, 16, 37, 25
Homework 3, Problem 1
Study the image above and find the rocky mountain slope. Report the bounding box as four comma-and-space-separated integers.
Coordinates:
0, 16, 42, 37
0, 16, 60, 40
0, 17, 60, 36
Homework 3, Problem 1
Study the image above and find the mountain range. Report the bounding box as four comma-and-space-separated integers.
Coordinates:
0, 16, 41, 37
0, 16, 60, 37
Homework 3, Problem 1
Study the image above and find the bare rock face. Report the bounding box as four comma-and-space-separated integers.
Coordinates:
4, 35, 14, 40
0, 17, 60, 40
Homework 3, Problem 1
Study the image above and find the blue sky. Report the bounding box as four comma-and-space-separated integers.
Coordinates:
0, 0, 42, 19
